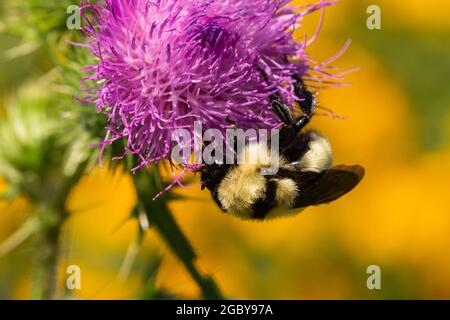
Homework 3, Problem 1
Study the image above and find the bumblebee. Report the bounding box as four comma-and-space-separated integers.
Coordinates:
200, 75, 365, 220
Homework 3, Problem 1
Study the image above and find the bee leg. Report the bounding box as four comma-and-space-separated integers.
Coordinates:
270, 94, 293, 125
291, 114, 311, 134
280, 75, 316, 137
293, 75, 316, 117
270, 92, 310, 145
278, 114, 311, 147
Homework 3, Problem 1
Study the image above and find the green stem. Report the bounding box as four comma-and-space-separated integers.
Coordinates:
133, 168, 223, 300
41, 224, 61, 300
32, 160, 90, 300
32, 208, 64, 300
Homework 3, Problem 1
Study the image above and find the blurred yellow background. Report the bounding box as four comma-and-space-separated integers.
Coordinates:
1, 0, 450, 299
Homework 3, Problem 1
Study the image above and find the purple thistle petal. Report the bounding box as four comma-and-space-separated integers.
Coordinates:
79, 0, 345, 187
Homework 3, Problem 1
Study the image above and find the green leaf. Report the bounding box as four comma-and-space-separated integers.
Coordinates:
137, 255, 177, 300
133, 166, 223, 300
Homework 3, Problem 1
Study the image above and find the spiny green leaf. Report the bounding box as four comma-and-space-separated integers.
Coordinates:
133, 166, 223, 300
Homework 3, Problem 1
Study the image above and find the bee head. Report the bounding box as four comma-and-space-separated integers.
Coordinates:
199, 166, 208, 190
199, 162, 231, 191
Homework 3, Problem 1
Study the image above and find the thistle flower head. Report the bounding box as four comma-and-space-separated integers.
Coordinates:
80, 0, 338, 173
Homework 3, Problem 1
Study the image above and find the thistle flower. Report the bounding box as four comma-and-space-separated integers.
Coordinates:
80, 0, 339, 174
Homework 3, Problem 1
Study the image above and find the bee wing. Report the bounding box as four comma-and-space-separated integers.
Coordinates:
293, 165, 365, 208
275, 165, 364, 208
